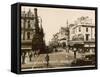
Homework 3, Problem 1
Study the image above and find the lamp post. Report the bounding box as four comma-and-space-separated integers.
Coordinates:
66, 20, 70, 53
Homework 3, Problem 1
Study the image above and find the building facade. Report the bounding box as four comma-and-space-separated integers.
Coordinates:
57, 27, 69, 47
70, 16, 95, 41
69, 16, 95, 53
21, 8, 45, 64
21, 9, 34, 53
50, 26, 69, 49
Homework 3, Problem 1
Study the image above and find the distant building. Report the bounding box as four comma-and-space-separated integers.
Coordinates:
50, 26, 69, 48
57, 27, 69, 47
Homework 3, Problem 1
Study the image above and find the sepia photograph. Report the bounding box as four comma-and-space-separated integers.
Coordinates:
20, 5, 96, 71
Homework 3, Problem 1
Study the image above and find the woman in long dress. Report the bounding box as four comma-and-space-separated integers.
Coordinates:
25, 52, 30, 64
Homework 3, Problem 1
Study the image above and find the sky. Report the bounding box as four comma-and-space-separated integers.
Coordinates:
21, 6, 95, 45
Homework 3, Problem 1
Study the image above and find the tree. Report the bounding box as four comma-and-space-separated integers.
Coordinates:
32, 29, 46, 53
32, 33, 41, 51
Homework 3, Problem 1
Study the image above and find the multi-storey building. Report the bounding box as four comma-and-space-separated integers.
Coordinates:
21, 8, 45, 64
69, 16, 95, 53
70, 16, 95, 41
21, 9, 34, 54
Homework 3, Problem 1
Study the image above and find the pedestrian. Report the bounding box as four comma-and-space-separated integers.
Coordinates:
22, 52, 25, 64
45, 54, 49, 67
29, 52, 32, 61
25, 52, 29, 63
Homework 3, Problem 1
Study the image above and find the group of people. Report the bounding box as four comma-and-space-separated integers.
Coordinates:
21, 51, 33, 64
21, 51, 50, 67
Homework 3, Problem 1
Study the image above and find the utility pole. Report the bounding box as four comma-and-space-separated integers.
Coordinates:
66, 20, 70, 53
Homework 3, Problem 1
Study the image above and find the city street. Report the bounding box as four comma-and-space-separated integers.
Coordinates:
21, 49, 84, 70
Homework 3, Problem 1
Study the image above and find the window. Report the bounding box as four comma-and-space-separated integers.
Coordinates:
27, 32, 30, 39
79, 27, 81, 32
86, 34, 89, 41
86, 27, 88, 32
28, 20, 30, 28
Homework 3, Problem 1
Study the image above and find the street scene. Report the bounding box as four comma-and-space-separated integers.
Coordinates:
21, 6, 95, 71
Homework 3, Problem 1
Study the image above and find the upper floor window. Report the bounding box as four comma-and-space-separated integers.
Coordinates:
27, 32, 30, 39
28, 20, 31, 28
86, 27, 88, 32
79, 27, 81, 32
